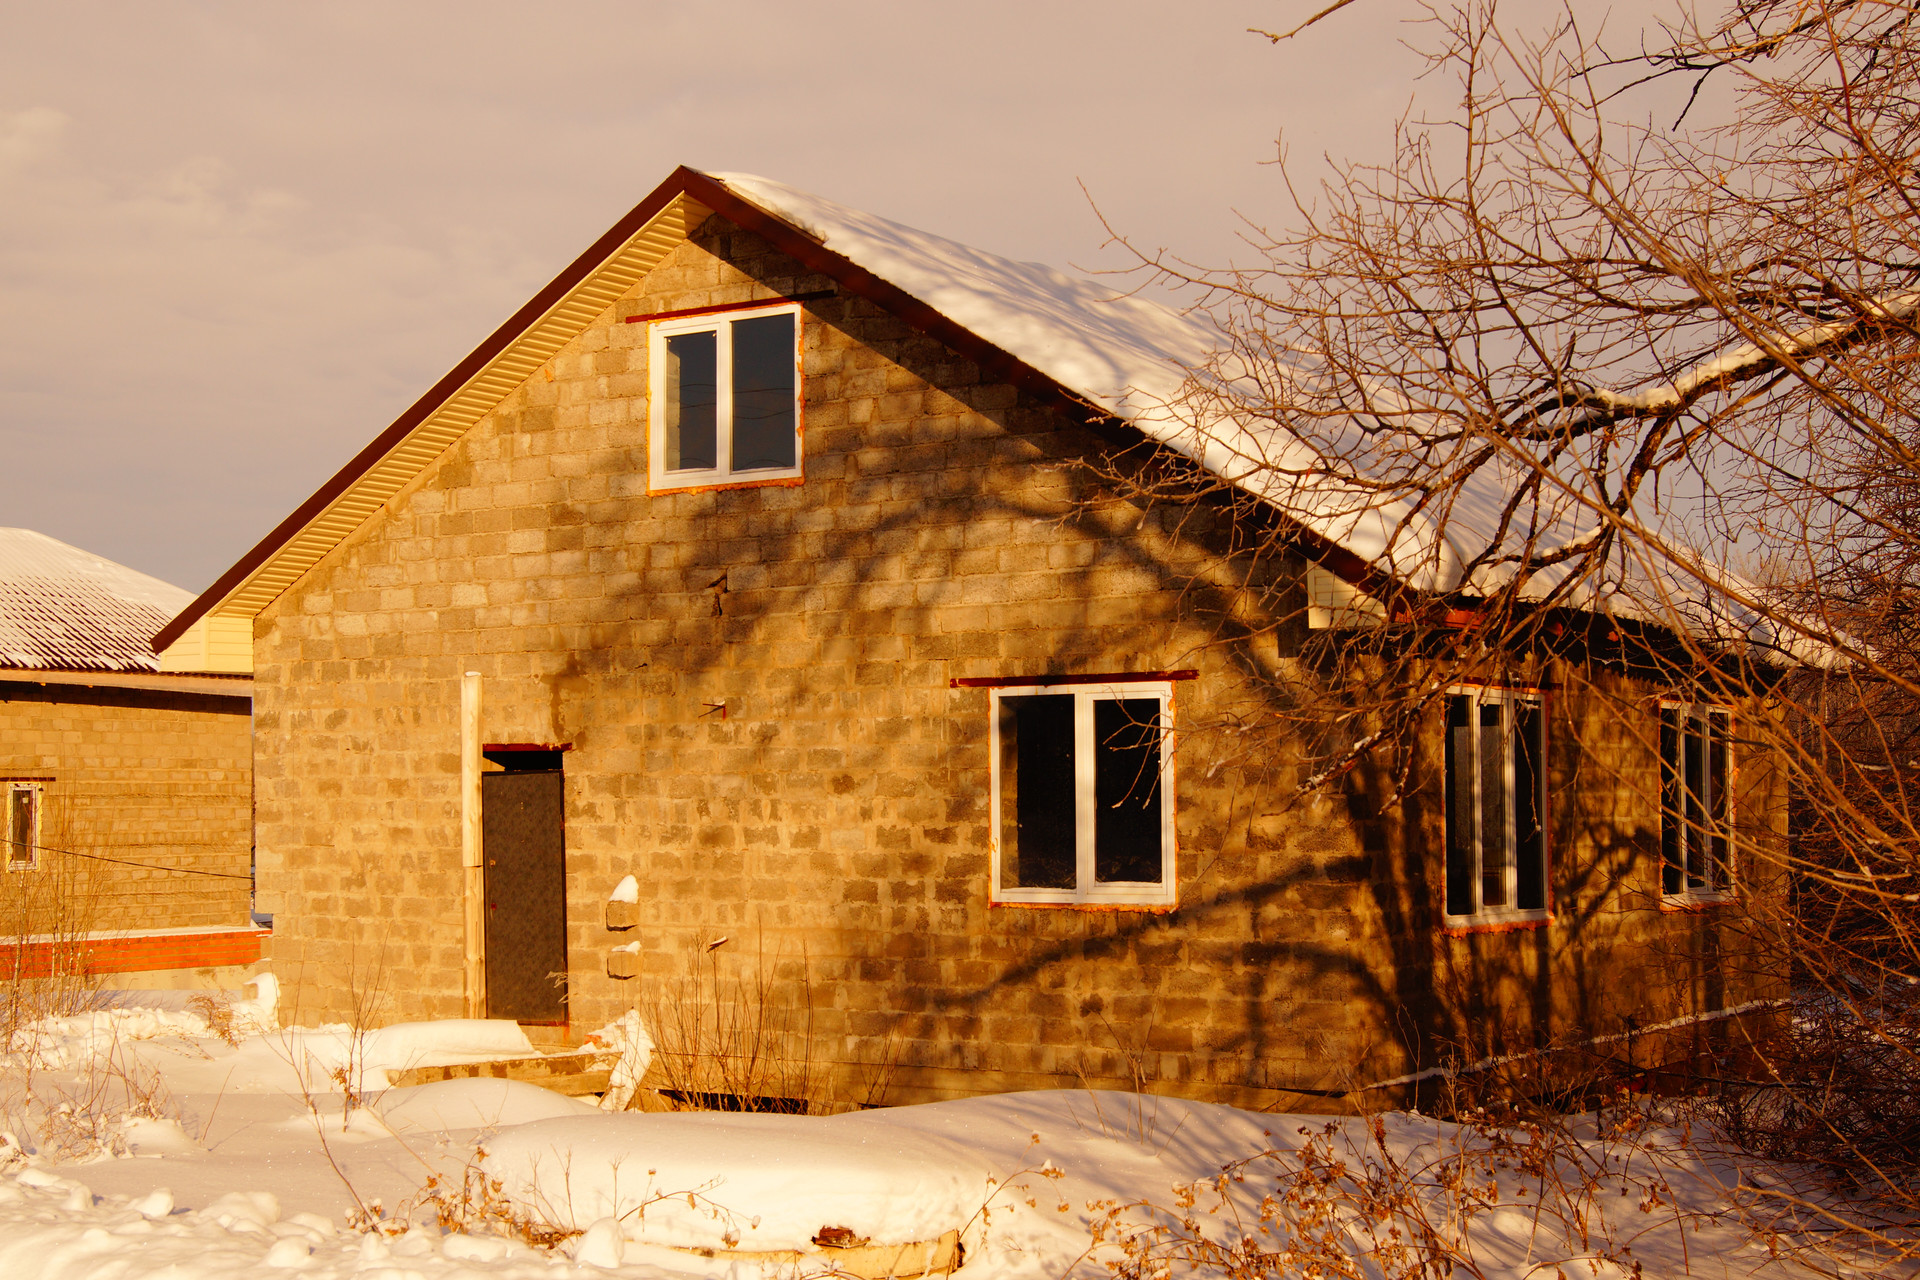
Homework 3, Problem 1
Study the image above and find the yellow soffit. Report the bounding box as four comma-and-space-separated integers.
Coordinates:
207, 194, 711, 623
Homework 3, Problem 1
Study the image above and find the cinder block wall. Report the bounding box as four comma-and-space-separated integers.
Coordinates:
1386, 664, 1788, 1090
0, 685, 253, 933
251, 217, 1784, 1106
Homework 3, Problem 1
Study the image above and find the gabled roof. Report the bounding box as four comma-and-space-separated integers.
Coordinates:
0, 529, 192, 673
159, 166, 1176, 653
157, 166, 1790, 661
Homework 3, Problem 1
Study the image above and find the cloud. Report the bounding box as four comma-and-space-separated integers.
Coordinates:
0, 106, 67, 177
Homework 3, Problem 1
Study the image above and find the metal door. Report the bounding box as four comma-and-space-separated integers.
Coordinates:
482, 769, 568, 1023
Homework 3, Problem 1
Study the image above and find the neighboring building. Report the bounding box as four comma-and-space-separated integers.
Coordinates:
156, 169, 1784, 1106
0, 528, 260, 987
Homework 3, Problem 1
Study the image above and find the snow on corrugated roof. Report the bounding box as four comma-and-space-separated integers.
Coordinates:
711, 173, 1814, 661
0, 529, 192, 672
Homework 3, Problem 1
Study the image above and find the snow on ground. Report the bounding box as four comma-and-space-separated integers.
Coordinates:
486, 1107, 999, 1253
0, 993, 1902, 1278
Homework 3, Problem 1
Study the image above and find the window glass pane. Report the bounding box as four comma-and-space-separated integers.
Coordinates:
664, 331, 717, 471
730, 314, 796, 471
1659, 708, 1682, 894
999, 695, 1075, 889
1684, 715, 1707, 888
1708, 711, 1730, 888
1514, 701, 1546, 910
1478, 702, 1508, 907
1445, 696, 1474, 916
7, 788, 33, 867
1093, 698, 1163, 883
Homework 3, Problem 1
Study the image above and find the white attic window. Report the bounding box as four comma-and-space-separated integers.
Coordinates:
648, 303, 803, 493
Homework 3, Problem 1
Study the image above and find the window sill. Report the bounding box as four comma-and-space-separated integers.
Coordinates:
991, 894, 1177, 914
1661, 891, 1736, 911
1442, 911, 1552, 936
648, 472, 804, 497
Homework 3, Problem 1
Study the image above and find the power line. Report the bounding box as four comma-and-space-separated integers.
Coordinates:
14, 841, 252, 882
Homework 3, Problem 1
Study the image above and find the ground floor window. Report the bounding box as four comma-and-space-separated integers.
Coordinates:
1660, 704, 1733, 901
991, 680, 1175, 906
5, 782, 42, 871
1444, 688, 1548, 922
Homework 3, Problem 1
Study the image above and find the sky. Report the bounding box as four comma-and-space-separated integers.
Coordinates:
0, 1, 1692, 593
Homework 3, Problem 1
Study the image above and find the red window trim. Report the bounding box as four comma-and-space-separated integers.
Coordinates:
645, 474, 807, 499
1442, 914, 1554, 937
624, 290, 836, 325
951, 669, 1197, 690
989, 898, 1179, 916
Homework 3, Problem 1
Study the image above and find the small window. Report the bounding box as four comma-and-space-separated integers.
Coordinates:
648, 304, 802, 492
990, 682, 1175, 907
1660, 705, 1734, 901
5, 783, 42, 871
1444, 688, 1548, 923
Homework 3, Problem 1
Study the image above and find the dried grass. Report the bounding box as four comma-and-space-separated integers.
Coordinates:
633, 935, 895, 1116
0, 806, 106, 1056
38, 1028, 178, 1161
1084, 1101, 1680, 1280
353, 1145, 581, 1248
187, 991, 240, 1047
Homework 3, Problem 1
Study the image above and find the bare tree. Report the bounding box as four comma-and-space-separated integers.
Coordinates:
1091, 0, 1920, 1247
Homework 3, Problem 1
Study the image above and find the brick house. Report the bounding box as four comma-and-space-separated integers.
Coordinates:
0, 528, 262, 988
157, 168, 1782, 1106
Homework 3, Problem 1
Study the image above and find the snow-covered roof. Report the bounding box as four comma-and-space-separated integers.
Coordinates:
0, 529, 191, 673
712, 173, 1808, 662
161, 165, 1804, 663
708, 173, 1218, 425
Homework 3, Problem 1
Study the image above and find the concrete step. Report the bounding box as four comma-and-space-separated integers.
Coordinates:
385, 1051, 614, 1097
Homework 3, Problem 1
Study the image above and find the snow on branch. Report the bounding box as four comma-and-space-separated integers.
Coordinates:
1519, 291, 1920, 432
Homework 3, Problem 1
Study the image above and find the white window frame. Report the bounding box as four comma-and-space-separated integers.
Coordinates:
5, 782, 43, 872
989, 681, 1176, 908
648, 303, 803, 493
1660, 702, 1736, 904
1443, 686, 1550, 925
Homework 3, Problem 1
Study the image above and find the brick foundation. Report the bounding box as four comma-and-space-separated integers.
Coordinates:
0, 926, 268, 980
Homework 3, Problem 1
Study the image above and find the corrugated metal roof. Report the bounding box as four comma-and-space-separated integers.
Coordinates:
0, 529, 192, 673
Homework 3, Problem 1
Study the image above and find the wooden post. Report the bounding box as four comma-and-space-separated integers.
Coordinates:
461, 671, 486, 1018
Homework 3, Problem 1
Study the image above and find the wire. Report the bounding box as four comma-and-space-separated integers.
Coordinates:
11, 840, 253, 881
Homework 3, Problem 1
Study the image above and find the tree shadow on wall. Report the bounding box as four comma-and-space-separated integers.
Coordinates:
482, 217, 1687, 1108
